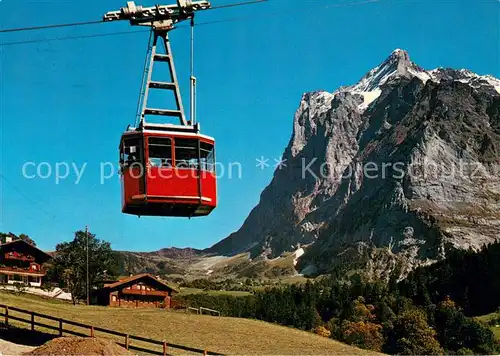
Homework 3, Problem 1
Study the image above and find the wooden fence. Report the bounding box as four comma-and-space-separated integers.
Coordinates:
0, 304, 223, 355
186, 307, 220, 316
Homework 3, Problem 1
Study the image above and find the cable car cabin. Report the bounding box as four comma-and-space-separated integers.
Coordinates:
119, 126, 217, 218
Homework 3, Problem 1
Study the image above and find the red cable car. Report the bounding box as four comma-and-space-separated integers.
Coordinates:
109, 1, 217, 218
120, 125, 217, 217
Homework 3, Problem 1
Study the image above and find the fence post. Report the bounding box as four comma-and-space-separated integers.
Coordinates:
125, 334, 129, 350
203, 350, 208, 356
5, 306, 8, 326
31, 312, 35, 331
90, 326, 95, 338
163, 341, 167, 356
59, 319, 63, 336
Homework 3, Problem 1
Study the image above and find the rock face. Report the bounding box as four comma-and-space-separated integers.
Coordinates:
208, 49, 500, 276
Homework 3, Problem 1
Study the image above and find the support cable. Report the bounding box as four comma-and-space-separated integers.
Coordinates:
208, 0, 267, 10
0, 0, 381, 47
0, 173, 56, 219
0, 20, 103, 34
0, 30, 149, 47
190, 16, 196, 126
0, 0, 267, 34
134, 30, 154, 128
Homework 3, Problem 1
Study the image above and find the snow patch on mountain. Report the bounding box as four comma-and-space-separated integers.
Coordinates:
358, 88, 382, 111
331, 50, 500, 113
293, 248, 305, 266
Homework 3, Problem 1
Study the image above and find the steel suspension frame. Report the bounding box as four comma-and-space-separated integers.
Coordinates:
137, 29, 188, 128
104, 1, 210, 130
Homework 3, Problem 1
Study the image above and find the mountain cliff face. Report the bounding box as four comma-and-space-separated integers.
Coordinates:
208, 49, 500, 276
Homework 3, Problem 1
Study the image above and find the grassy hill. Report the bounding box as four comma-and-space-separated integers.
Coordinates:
114, 249, 301, 281
0, 291, 378, 355
476, 312, 500, 341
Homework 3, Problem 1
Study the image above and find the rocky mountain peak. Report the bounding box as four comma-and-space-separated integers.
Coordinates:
353, 48, 415, 91
208, 49, 500, 278
334, 49, 433, 113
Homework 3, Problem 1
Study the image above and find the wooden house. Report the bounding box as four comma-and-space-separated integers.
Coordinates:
96, 274, 178, 309
0, 237, 52, 287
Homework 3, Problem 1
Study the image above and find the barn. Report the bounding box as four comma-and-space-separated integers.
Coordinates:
96, 274, 178, 309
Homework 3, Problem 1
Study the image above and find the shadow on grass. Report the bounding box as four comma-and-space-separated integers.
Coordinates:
0, 323, 55, 347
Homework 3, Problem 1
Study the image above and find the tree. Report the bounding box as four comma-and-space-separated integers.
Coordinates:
18, 234, 36, 246
342, 320, 384, 352
434, 297, 496, 354
351, 297, 376, 322
0, 232, 36, 246
338, 297, 384, 352
385, 309, 444, 355
51, 230, 117, 304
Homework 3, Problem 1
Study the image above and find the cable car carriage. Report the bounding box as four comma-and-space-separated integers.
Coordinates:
109, 0, 217, 217
120, 125, 217, 217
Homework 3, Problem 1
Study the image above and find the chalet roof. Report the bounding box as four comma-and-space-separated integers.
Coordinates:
0, 239, 52, 263
104, 273, 178, 292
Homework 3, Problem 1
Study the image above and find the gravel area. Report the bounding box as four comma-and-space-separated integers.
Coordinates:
0, 338, 36, 355
26, 337, 133, 356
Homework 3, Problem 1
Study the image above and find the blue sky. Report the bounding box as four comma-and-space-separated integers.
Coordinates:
0, 0, 498, 252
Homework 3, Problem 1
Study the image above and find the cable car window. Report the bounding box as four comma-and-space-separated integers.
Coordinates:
148, 137, 173, 167
175, 138, 198, 169
121, 137, 141, 169
200, 142, 215, 173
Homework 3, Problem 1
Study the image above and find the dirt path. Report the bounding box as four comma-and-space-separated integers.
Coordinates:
0, 339, 35, 355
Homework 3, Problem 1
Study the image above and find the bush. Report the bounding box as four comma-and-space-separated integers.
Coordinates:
327, 317, 343, 340
13, 282, 27, 295
313, 326, 331, 338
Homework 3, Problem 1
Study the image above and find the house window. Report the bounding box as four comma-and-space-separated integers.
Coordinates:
11, 274, 22, 282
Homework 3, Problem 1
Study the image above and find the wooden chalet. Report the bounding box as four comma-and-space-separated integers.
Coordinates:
0, 237, 52, 287
96, 274, 178, 309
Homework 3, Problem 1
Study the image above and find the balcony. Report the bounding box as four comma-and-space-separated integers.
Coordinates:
120, 288, 169, 297
0, 266, 46, 276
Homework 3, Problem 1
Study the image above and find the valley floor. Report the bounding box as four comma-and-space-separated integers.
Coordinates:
0, 291, 378, 355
